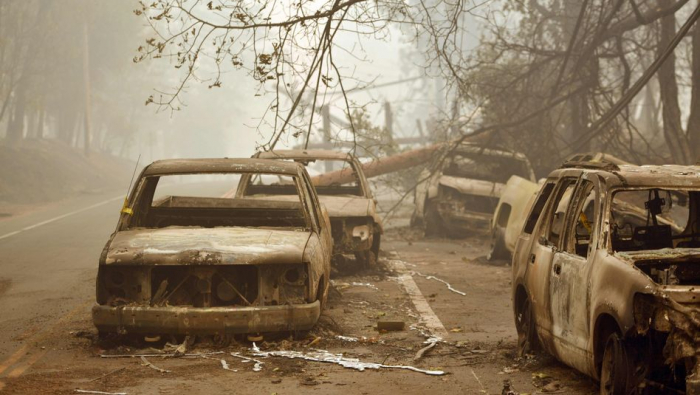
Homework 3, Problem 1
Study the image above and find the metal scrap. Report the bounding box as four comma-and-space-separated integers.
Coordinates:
252, 348, 446, 376
140, 356, 171, 373
411, 271, 466, 296
229, 352, 264, 372
331, 280, 379, 291
220, 359, 237, 372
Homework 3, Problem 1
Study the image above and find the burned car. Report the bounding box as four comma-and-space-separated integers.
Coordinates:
242, 150, 382, 267
512, 158, 700, 394
412, 143, 535, 237
92, 158, 332, 337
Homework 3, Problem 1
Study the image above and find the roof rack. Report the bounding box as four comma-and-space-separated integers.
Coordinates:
560, 153, 621, 171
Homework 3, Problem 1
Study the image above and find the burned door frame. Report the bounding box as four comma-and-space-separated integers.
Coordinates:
548, 175, 600, 373
524, 174, 580, 353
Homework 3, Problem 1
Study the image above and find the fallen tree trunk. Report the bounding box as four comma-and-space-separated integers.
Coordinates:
311, 143, 443, 186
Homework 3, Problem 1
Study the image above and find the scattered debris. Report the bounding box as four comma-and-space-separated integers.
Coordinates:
100, 351, 224, 359
75, 390, 127, 395
335, 335, 360, 342
501, 379, 519, 395
173, 335, 190, 357
230, 352, 264, 372
541, 381, 563, 392
411, 271, 466, 296
471, 368, 486, 391
331, 280, 380, 291
307, 337, 322, 347
252, 348, 446, 376
220, 359, 237, 372
88, 367, 126, 382
377, 321, 405, 331
140, 356, 171, 373
413, 341, 437, 361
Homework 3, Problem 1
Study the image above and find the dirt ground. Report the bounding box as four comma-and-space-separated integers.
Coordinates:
0, 224, 599, 395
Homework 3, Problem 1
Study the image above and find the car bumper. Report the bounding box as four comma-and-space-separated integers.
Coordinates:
92, 301, 321, 335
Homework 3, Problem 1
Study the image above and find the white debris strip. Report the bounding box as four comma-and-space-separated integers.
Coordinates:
411, 271, 466, 296
75, 391, 127, 395
253, 349, 446, 376
220, 359, 238, 372
335, 335, 361, 342
230, 352, 264, 372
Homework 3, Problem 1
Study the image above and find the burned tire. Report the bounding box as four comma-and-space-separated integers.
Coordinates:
371, 233, 381, 257
600, 333, 634, 395
487, 226, 509, 261
354, 250, 377, 268
516, 295, 539, 357
424, 201, 445, 238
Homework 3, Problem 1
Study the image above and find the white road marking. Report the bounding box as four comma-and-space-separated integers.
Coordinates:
389, 259, 449, 339
0, 196, 123, 242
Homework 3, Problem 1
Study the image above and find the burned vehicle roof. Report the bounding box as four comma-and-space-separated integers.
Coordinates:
608, 164, 699, 186
256, 149, 352, 161
142, 158, 302, 176
552, 163, 700, 187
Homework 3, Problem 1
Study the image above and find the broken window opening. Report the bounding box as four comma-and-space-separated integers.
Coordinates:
610, 188, 699, 252
523, 182, 555, 234
544, 179, 577, 248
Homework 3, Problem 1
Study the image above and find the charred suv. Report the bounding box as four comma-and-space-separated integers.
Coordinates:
245, 150, 382, 267
413, 143, 535, 237
92, 158, 332, 336
512, 158, 700, 394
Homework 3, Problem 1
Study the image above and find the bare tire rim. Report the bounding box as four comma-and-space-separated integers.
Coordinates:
600, 334, 628, 395
516, 298, 532, 356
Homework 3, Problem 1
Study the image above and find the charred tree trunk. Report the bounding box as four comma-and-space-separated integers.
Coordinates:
657, 0, 692, 163
688, 23, 700, 161
5, 82, 25, 144
34, 105, 44, 139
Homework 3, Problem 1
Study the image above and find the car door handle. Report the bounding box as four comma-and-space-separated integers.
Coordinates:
529, 254, 536, 264
553, 263, 562, 275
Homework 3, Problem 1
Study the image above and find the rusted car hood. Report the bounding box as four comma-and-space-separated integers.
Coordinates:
438, 175, 505, 197
318, 196, 370, 218
103, 227, 311, 266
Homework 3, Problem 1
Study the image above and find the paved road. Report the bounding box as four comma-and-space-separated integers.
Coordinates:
0, 191, 124, 363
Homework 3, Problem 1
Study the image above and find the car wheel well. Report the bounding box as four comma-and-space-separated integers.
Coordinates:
514, 284, 528, 314
594, 313, 622, 376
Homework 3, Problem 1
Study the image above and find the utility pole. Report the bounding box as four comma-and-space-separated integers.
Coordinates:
83, 22, 92, 157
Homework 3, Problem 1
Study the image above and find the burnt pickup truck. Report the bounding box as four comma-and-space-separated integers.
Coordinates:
512, 158, 700, 394
92, 158, 332, 337
412, 143, 535, 237
243, 150, 382, 267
